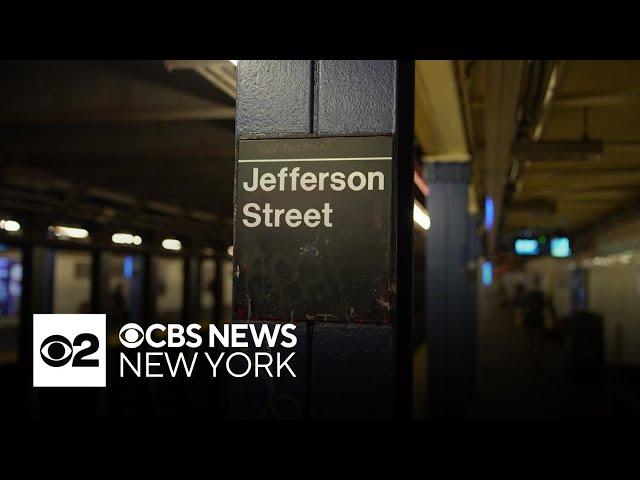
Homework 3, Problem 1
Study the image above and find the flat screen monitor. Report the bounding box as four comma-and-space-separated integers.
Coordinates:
515, 238, 539, 256
482, 261, 493, 286
550, 237, 571, 257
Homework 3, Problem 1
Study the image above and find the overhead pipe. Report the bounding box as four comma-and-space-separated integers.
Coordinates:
484, 60, 525, 258
532, 61, 565, 141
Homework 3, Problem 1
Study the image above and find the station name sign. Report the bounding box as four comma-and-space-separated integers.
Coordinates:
233, 136, 395, 324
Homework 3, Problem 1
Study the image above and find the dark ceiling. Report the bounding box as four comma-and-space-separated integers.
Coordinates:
0, 60, 236, 246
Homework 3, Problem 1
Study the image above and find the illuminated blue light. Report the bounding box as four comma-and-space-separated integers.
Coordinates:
515, 238, 539, 255
550, 237, 571, 258
485, 197, 494, 231
123, 256, 134, 279
482, 261, 493, 286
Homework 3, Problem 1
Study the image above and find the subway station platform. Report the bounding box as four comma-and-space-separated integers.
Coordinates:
0, 60, 639, 421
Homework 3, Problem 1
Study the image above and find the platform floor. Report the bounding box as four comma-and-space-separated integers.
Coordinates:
470, 288, 635, 419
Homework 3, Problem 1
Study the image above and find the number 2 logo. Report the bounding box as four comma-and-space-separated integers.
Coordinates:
40, 333, 100, 367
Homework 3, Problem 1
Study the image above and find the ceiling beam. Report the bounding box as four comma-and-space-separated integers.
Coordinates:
522, 169, 640, 177
0, 122, 234, 159
194, 67, 237, 100
1, 164, 232, 228
8, 149, 235, 163
508, 198, 556, 213
415, 61, 469, 160
512, 139, 602, 160
165, 60, 229, 70
551, 89, 640, 107
165, 60, 237, 100
0, 106, 235, 126
471, 88, 640, 110
556, 205, 620, 211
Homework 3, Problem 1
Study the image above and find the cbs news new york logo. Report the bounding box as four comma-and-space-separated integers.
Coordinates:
33, 314, 298, 387
33, 314, 106, 387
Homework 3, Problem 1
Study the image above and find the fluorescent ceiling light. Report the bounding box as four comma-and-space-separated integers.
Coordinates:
162, 238, 182, 251
112, 233, 142, 246
52, 225, 89, 239
0, 219, 21, 232
413, 201, 431, 230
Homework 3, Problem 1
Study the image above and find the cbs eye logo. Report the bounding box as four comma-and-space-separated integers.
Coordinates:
33, 314, 106, 387
119, 323, 144, 348
40, 333, 99, 367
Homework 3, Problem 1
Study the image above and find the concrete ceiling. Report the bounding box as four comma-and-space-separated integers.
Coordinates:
0, 60, 236, 245
509, 61, 640, 235
417, 60, 640, 255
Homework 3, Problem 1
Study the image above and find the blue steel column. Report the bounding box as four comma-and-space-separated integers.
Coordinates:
236, 60, 411, 418
425, 162, 473, 418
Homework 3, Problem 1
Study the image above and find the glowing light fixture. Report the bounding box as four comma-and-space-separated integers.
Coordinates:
414, 170, 429, 196
515, 238, 539, 256
227, 245, 233, 256
550, 237, 571, 258
162, 238, 182, 251
112, 233, 142, 246
0, 219, 21, 232
482, 261, 493, 286
52, 225, 89, 239
485, 197, 494, 231
123, 256, 134, 278
228, 60, 238, 66
413, 201, 431, 230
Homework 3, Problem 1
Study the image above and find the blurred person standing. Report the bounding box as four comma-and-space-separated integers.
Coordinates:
524, 275, 556, 371
513, 282, 526, 328
111, 284, 128, 322
107, 284, 128, 346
